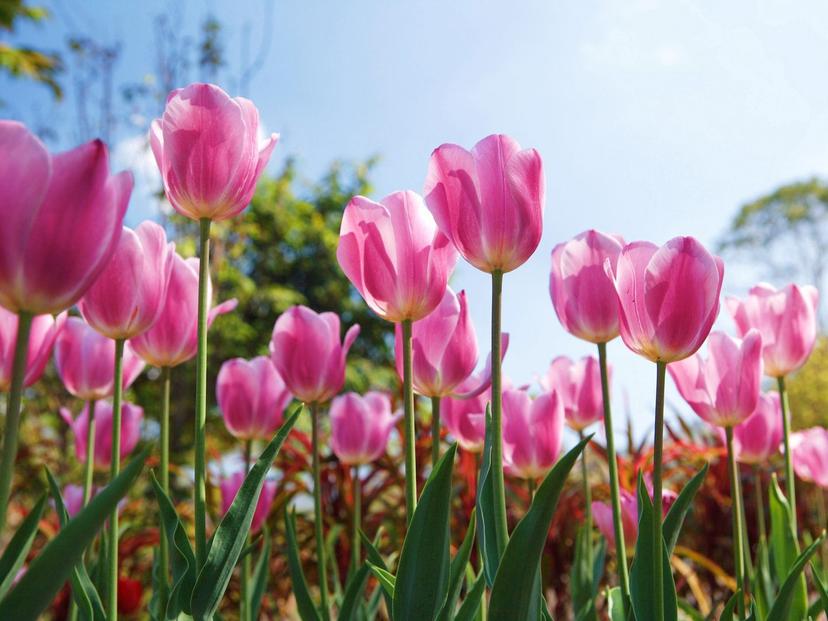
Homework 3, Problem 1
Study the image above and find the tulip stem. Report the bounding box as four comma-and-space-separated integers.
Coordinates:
754, 469, 766, 546
777, 376, 797, 532
352, 466, 362, 574
194, 217, 212, 570
159, 367, 171, 609
401, 320, 417, 523
310, 402, 330, 619
241, 439, 253, 621
431, 396, 441, 468
84, 400, 97, 505
578, 429, 593, 579
107, 338, 125, 621
0, 311, 32, 533
491, 270, 509, 557
597, 342, 630, 609
652, 361, 667, 621
527, 478, 535, 503
726, 427, 746, 620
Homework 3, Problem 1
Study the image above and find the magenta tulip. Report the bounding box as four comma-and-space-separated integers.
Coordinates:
60, 401, 143, 469
550, 230, 625, 344
53, 317, 145, 401
424, 134, 544, 274
728, 393, 783, 465
790, 427, 828, 489
668, 331, 763, 428
219, 469, 277, 532
131, 254, 236, 368
0, 122, 131, 315
441, 391, 488, 453
0, 307, 66, 391
605, 237, 724, 363
593, 486, 677, 549
62, 484, 86, 519
217, 356, 293, 441
330, 392, 400, 465
337, 190, 457, 323
540, 356, 605, 431
150, 83, 278, 222
726, 283, 819, 378
502, 389, 564, 480
269, 305, 359, 404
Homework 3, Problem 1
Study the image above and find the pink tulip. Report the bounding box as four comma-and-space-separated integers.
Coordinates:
726, 283, 819, 378
0, 122, 131, 315
550, 230, 625, 344
330, 392, 400, 465
668, 330, 763, 428
728, 392, 783, 465
790, 427, 828, 489
269, 305, 359, 404
54, 317, 145, 401
219, 469, 277, 532
424, 134, 544, 274
540, 356, 604, 431
60, 401, 143, 469
441, 391, 488, 453
63, 484, 85, 519
605, 237, 724, 363
217, 356, 293, 441
337, 190, 457, 323
150, 83, 278, 222
131, 254, 237, 368
79, 221, 175, 340
0, 307, 66, 391
593, 486, 677, 549
502, 389, 564, 479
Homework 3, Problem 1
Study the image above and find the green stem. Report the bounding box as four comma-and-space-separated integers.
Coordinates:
652, 361, 667, 621
83, 400, 97, 504
241, 439, 252, 621
352, 466, 362, 574
817, 487, 828, 574
401, 320, 417, 522
579, 429, 593, 575
107, 338, 125, 621
598, 342, 631, 608
726, 427, 746, 620
527, 478, 536, 503
777, 376, 797, 532
311, 403, 330, 618
0, 311, 33, 533
159, 367, 171, 607
195, 217, 212, 570
491, 270, 508, 556
431, 396, 441, 468
754, 469, 766, 546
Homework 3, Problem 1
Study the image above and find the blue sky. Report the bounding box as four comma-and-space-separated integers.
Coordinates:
6, 0, 828, 439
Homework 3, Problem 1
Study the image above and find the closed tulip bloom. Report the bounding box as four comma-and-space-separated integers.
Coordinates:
424, 134, 545, 274
60, 401, 143, 468
790, 427, 828, 489
669, 330, 763, 428
150, 83, 278, 222
441, 391, 488, 453
131, 254, 237, 368
219, 469, 277, 532
0, 122, 132, 315
541, 356, 604, 431
337, 191, 457, 323
393, 288, 478, 397
217, 356, 293, 441
726, 283, 819, 378
0, 307, 66, 391
593, 486, 677, 549
79, 221, 175, 340
550, 230, 625, 344
605, 237, 724, 363
54, 317, 145, 401
728, 392, 783, 465
330, 392, 400, 465
270, 305, 359, 404
502, 389, 565, 479
62, 484, 86, 519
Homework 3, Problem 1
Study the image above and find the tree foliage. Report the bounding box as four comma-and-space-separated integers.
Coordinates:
0, 0, 62, 101
785, 337, 828, 430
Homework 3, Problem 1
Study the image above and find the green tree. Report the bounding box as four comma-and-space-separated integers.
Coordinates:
0, 0, 62, 101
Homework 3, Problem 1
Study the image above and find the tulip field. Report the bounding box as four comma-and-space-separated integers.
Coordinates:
1, 79, 828, 621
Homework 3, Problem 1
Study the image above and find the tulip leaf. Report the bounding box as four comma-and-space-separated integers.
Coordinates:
766, 535, 824, 621
663, 463, 708, 554
721, 589, 742, 620
0, 445, 149, 621
0, 493, 46, 600
436, 510, 476, 621
360, 529, 393, 613
453, 571, 486, 621
249, 525, 272, 621
811, 561, 828, 616
338, 563, 371, 621
285, 509, 322, 621
768, 474, 806, 620
571, 520, 604, 621
392, 443, 457, 621
476, 406, 499, 587
606, 587, 626, 621
488, 436, 589, 620
367, 562, 396, 599
190, 405, 301, 620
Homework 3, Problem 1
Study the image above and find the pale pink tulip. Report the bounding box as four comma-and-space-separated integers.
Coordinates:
0, 307, 66, 391
728, 392, 783, 465
330, 392, 400, 465
150, 83, 278, 221
60, 401, 143, 469
541, 356, 604, 431
790, 427, 828, 489
0, 121, 131, 315
441, 391, 488, 453
62, 484, 85, 519
424, 134, 545, 273
593, 485, 677, 549
502, 389, 564, 480
219, 469, 277, 532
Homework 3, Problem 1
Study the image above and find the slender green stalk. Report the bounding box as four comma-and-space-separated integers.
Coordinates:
527, 478, 536, 503
652, 361, 667, 621
241, 439, 253, 621
736, 467, 753, 579
777, 376, 797, 531
816, 487, 828, 574
194, 217, 212, 569
352, 466, 362, 573
753, 469, 766, 546
159, 367, 171, 606
490, 270, 508, 556
726, 427, 746, 620
83, 400, 97, 504
0, 311, 33, 533
107, 338, 125, 620
401, 319, 417, 522
597, 342, 631, 608
578, 429, 593, 576
431, 396, 441, 468
311, 403, 330, 618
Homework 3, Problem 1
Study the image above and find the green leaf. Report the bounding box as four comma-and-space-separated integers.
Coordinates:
475, 406, 499, 587
436, 510, 476, 621
360, 529, 393, 614
190, 405, 301, 619
0, 493, 46, 600
0, 446, 149, 621
339, 564, 370, 621
607, 587, 626, 621
250, 527, 272, 621
571, 522, 598, 621
488, 436, 589, 621
811, 561, 828, 616
285, 509, 322, 621
663, 463, 708, 554
677, 599, 705, 621
768, 474, 806, 620
367, 562, 396, 599
392, 443, 457, 621
721, 589, 741, 620
453, 572, 486, 621
766, 535, 824, 621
